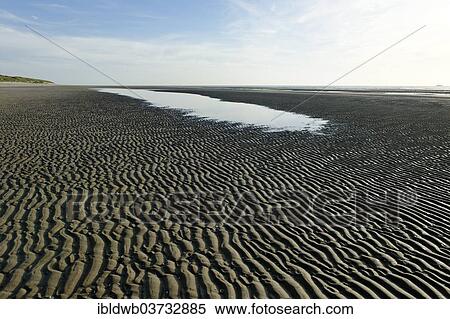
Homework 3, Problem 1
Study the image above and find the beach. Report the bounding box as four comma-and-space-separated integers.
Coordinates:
0, 85, 449, 298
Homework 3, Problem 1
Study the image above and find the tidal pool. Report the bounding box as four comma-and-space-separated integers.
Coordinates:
98, 88, 328, 132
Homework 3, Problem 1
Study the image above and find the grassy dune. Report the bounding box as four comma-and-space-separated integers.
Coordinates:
0, 74, 53, 84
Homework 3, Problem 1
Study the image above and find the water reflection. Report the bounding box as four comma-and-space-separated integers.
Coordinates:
98, 88, 328, 132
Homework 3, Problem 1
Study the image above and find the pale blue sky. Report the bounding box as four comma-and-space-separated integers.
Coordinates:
0, 0, 226, 39
1, 0, 449, 85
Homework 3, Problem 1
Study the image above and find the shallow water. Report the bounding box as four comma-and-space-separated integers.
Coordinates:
383, 92, 450, 97
97, 88, 328, 132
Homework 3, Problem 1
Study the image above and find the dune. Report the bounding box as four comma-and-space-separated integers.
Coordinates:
0, 85, 448, 298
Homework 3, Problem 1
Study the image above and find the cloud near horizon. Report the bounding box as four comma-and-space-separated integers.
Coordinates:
0, 0, 449, 85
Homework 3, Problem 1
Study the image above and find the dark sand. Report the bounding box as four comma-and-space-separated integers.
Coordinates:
0, 86, 449, 298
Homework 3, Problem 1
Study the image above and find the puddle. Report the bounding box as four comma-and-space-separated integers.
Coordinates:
97, 88, 328, 132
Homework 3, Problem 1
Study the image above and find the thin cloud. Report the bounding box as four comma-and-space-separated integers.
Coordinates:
33, 3, 70, 10
229, 0, 262, 16
0, 9, 36, 24
0, 1, 449, 85
130, 12, 166, 20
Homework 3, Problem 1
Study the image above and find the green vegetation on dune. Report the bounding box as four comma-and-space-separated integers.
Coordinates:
0, 74, 53, 84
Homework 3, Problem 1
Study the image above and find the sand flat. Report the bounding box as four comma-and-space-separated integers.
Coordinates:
0, 86, 449, 298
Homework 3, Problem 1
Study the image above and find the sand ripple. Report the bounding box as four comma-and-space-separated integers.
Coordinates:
0, 86, 449, 298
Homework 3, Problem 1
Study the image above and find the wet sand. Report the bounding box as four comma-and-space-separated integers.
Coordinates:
0, 86, 449, 298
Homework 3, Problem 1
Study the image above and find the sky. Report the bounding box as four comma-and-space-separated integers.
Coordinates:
0, 0, 449, 85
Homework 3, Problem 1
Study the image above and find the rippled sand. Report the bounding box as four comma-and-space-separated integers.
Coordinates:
0, 86, 449, 298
